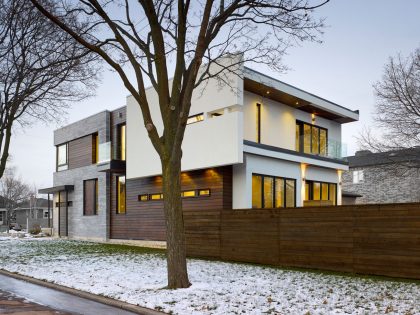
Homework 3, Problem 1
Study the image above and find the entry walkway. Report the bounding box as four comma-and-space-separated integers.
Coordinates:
0, 274, 139, 315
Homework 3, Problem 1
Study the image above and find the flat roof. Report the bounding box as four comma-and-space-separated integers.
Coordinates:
38, 185, 74, 194
244, 67, 359, 123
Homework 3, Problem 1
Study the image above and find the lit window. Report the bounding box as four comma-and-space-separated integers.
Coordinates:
116, 176, 126, 214
296, 121, 328, 156
182, 190, 196, 198
138, 194, 149, 201
353, 170, 364, 184
252, 174, 296, 208
92, 133, 99, 164
118, 124, 126, 160
304, 180, 337, 205
187, 113, 204, 125
150, 193, 163, 200
57, 143, 68, 171
198, 189, 210, 196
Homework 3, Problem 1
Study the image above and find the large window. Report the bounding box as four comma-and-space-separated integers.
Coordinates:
116, 176, 126, 214
256, 103, 261, 143
118, 124, 126, 161
84, 179, 98, 215
296, 121, 327, 156
252, 174, 296, 208
304, 180, 337, 205
57, 143, 68, 171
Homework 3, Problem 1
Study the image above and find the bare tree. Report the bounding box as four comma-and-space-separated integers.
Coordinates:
358, 48, 420, 152
0, 167, 31, 233
31, 0, 328, 288
0, 0, 99, 178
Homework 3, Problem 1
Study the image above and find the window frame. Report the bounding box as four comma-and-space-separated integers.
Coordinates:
56, 143, 68, 171
296, 120, 328, 156
256, 103, 261, 143
305, 180, 337, 205
83, 179, 98, 216
252, 173, 296, 209
353, 170, 364, 184
117, 123, 126, 161
92, 133, 99, 164
116, 175, 126, 214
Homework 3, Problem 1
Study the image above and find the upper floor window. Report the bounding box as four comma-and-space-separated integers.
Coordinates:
256, 103, 261, 143
296, 121, 327, 156
186, 113, 204, 125
353, 170, 364, 184
118, 124, 126, 161
57, 143, 68, 171
92, 133, 99, 164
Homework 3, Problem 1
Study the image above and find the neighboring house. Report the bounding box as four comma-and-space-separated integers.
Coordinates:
13, 198, 53, 230
39, 62, 359, 241
0, 196, 15, 232
342, 148, 420, 204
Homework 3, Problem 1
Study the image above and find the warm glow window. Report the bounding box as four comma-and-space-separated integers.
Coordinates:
296, 121, 327, 156
116, 176, 126, 214
304, 180, 337, 205
252, 174, 296, 208
118, 124, 126, 161
92, 133, 99, 164
57, 143, 68, 171
186, 113, 204, 125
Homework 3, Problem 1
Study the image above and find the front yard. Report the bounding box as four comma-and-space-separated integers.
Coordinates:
0, 237, 418, 314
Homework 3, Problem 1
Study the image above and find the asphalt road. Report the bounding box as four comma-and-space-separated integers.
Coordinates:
0, 274, 138, 315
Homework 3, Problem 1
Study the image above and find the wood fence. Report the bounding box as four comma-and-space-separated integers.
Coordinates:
184, 203, 420, 280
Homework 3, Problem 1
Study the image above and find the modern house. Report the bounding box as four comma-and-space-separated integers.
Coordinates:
342, 148, 420, 204
39, 62, 359, 242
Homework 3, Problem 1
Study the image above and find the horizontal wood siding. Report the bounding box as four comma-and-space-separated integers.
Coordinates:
183, 203, 420, 280
68, 135, 93, 169
110, 166, 232, 240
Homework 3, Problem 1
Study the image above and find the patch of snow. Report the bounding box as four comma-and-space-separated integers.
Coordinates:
0, 239, 418, 314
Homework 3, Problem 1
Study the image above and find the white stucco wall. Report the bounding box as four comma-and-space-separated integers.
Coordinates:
127, 58, 244, 179
243, 90, 342, 152
233, 153, 341, 209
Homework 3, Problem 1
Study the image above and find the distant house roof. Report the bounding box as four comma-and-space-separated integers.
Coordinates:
347, 147, 420, 168
18, 197, 53, 209
0, 195, 17, 209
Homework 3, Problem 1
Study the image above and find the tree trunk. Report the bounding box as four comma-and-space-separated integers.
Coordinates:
161, 152, 191, 289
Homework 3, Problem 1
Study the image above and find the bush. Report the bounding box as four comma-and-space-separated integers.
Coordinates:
30, 224, 41, 235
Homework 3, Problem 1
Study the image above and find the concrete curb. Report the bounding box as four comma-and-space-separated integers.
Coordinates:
0, 269, 165, 315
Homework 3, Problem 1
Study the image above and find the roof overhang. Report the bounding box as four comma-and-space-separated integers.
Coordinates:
244, 67, 359, 123
38, 185, 74, 194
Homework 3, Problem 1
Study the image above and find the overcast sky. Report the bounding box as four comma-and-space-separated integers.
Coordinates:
9, 0, 420, 189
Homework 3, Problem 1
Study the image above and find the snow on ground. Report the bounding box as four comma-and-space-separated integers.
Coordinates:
0, 238, 419, 315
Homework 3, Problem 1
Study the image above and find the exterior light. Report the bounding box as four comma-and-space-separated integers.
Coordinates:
295, 101, 299, 105
312, 113, 316, 124
266, 90, 270, 95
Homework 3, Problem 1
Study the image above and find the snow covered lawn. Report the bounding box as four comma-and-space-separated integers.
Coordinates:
0, 238, 419, 315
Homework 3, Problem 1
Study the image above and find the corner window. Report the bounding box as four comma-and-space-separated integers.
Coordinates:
296, 121, 327, 156
84, 179, 98, 215
118, 124, 126, 161
57, 143, 68, 171
116, 176, 126, 214
252, 174, 296, 208
353, 170, 364, 184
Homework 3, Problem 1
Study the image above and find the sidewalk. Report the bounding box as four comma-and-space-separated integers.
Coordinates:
0, 273, 158, 315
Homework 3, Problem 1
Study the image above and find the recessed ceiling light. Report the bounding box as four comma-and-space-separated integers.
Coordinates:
266, 91, 270, 95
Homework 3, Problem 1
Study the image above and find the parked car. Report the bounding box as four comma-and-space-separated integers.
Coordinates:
9, 223, 22, 231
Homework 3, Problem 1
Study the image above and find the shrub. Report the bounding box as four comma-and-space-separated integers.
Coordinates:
30, 224, 41, 235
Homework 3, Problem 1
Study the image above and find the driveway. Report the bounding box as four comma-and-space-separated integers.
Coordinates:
0, 274, 139, 315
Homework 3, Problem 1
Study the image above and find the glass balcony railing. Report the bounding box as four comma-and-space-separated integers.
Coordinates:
98, 141, 112, 164
327, 139, 347, 160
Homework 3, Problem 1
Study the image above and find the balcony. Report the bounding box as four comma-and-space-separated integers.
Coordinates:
96, 141, 126, 173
